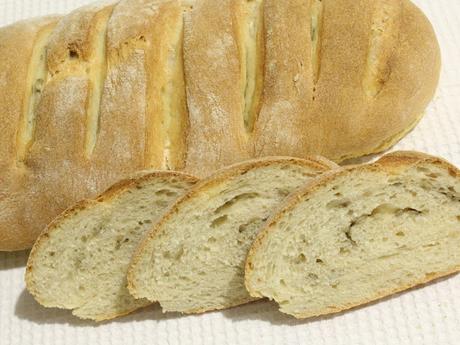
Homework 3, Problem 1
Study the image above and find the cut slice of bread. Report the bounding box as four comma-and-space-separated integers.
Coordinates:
245, 151, 460, 319
25, 171, 198, 321
128, 156, 337, 313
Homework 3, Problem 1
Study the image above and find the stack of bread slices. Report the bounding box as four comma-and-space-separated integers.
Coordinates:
25, 151, 460, 321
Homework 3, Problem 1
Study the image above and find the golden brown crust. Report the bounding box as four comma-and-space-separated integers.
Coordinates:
0, 16, 60, 251
253, 0, 317, 157
92, 0, 188, 175
254, 0, 440, 162
21, 3, 117, 253
0, 0, 441, 251
25, 170, 198, 321
245, 151, 460, 318
183, 0, 252, 176
127, 155, 336, 297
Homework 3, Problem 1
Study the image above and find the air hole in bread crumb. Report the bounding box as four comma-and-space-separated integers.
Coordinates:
396, 231, 405, 237
334, 192, 342, 197
423, 242, 439, 248
296, 253, 307, 264
280, 279, 287, 287
331, 283, 339, 289
426, 173, 440, 179
208, 237, 217, 243
417, 167, 430, 174
316, 258, 323, 264
155, 189, 177, 197
449, 186, 456, 192
78, 285, 85, 291
68, 49, 79, 59
214, 193, 259, 214
308, 273, 318, 280
327, 199, 351, 208
48, 251, 55, 257
456, 215, 460, 222
339, 247, 350, 255
210, 215, 228, 228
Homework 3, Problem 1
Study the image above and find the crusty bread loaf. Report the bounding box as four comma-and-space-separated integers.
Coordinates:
245, 151, 460, 319
25, 171, 197, 321
128, 156, 337, 313
0, 0, 441, 251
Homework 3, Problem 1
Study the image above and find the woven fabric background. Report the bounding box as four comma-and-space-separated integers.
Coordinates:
0, 1, 459, 344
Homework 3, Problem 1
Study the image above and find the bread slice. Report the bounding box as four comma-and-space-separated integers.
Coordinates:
128, 156, 337, 313
25, 171, 197, 321
245, 151, 460, 319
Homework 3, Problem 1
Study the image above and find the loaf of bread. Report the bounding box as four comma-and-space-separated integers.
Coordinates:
0, 0, 440, 251
245, 151, 460, 319
25, 171, 197, 321
128, 156, 336, 314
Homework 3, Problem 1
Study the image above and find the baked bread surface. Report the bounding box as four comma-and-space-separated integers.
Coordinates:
0, 0, 441, 250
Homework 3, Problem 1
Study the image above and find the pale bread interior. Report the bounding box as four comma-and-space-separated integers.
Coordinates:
246, 160, 460, 319
128, 158, 332, 313
26, 173, 196, 321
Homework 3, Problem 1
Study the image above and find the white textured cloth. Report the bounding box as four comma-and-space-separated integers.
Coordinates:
0, 1, 459, 344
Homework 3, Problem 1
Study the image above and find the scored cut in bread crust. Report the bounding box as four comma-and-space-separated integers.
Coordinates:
25, 170, 198, 321
127, 156, 338, 314
245, 151, 460, 319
